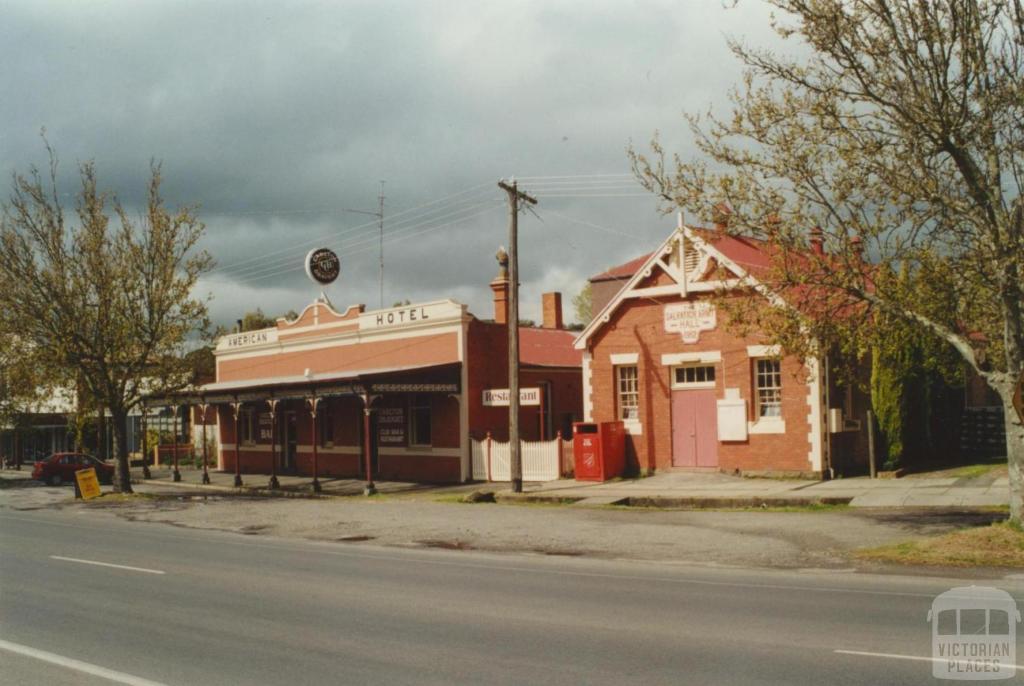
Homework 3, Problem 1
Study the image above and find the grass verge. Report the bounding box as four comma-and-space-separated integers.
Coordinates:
856, 521, 1024, 568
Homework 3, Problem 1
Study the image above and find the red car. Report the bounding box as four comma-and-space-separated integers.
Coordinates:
32, 453, 115, 486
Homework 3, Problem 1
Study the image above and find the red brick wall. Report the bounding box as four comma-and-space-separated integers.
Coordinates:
587, 294, 817, 476
467, 320, 583, 441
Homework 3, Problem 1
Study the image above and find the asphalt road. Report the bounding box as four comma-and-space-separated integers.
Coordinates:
1, 508, 1022, 685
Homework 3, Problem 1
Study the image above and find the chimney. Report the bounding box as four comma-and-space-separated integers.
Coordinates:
490, 247, 510, 324
711, 202, 732, 233
850, 235, 864, 261
542, 292, 564, 329
809, 226, 824, 256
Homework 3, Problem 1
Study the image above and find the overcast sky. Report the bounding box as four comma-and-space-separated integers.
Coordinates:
0, 0, 785, 327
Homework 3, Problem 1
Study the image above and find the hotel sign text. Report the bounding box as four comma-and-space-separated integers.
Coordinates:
359, 301, 463, 331
219, 329, 279, 351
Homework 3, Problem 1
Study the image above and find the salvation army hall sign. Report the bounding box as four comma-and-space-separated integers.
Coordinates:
664, 302, 716, 343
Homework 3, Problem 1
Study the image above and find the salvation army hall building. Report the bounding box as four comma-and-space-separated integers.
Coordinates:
576, 217, 870, 479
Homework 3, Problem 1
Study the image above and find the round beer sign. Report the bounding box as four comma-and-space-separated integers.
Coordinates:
305, 248, 340, 285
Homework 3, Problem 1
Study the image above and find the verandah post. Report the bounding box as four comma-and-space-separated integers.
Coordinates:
232, 400, 243, 488
309, 395, 321, 494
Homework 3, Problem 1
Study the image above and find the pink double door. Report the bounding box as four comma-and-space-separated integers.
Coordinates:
671, 390, 719, 468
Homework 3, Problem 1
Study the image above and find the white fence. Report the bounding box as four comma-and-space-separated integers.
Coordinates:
471, 435, 574, 482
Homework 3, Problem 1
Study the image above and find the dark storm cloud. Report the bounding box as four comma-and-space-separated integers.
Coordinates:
0, 0, 783, 326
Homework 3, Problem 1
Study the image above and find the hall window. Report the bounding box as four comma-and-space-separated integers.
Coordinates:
409, 394, 432, 447
616, 365, 639, 421
754, 358, 782, 418
672, 364, 716, 389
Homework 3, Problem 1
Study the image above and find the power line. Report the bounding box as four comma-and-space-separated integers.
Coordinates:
216, 198, 500, 280
206, 182, 493, 274
516, 173, 635, 180
202, 203, 504, 286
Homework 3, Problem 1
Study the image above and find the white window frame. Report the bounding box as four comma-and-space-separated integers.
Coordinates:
615, 365, 640, 423
753, 357, 783, 421
670, 363, 717, 390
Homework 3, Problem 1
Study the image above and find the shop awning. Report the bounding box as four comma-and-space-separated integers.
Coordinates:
143, 362, 460, 406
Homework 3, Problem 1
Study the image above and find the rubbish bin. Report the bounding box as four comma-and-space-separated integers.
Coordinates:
573, 421, 625, 481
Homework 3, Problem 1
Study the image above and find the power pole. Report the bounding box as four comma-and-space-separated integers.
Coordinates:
498, 178, 537, 493
343, 180, 386, 308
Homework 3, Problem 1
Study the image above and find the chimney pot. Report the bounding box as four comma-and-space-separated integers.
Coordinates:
809, 226, 824, 256
542, 292, 564, 329
711, 202, 732, 232
850, 235, 864, 260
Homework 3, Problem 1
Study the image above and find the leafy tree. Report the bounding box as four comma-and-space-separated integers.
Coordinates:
631, 1, 1024, 519
213, 308, 294, 337
0, 146, 212, 492
572, 282, 593, 326
240, 309, 275, 332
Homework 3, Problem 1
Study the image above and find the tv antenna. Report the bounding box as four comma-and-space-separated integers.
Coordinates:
343, 180, 386, 308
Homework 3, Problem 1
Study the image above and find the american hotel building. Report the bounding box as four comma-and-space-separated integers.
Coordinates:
195, 253, 582, 486
576, 218, 870, 478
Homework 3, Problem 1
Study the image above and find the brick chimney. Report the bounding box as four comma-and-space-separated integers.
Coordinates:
490, 247, 510, 324
809, 226, 824, 256
850, 234, 863, 260
711, 202, 732, 233
542, 292, 564, 329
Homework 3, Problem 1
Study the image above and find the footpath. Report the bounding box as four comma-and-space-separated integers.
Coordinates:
132, 465, 1009, 509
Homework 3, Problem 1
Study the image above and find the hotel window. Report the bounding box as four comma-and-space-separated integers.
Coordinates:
616, 365, 639, 421
409, 394, 432, 447
319, 402, 334, 447
239, 409, 255, 445
672, 364, 716, 389
754, 358, 782, 418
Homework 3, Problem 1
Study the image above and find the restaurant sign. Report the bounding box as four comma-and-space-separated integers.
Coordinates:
482, 387, 541, 407
664, 302, 716, 343
377, 406, 406, 445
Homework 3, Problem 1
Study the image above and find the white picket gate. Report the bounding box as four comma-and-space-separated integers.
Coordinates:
471, 435, 574, 482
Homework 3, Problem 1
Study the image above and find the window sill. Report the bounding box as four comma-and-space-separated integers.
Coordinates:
747, 419, 786, 434
622, 420, 642, 435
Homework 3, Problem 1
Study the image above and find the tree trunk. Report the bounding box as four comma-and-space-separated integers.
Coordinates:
110, 406, 134, 494
1004, 396, 1024, 524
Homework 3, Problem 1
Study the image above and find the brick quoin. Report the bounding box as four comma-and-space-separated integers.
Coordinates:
589, 295, 816, 477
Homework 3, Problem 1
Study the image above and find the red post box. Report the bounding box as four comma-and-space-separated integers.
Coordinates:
573, 421, 625, 481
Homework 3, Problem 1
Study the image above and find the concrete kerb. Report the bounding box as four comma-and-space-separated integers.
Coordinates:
494, 490, 853, 509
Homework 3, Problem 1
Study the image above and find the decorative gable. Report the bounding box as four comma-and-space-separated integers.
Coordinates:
574, 213, 754, 350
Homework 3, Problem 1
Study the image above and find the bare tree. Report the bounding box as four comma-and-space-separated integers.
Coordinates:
0, 145, 212, 492
631, 1, 1024, 519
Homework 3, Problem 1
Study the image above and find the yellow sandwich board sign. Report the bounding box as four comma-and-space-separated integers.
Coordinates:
75, 468, 102, 500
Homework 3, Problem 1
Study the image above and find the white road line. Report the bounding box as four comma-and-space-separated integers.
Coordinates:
49, 555, 165, 575
0, 638, 168, 686
835, 649, 1023, 670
